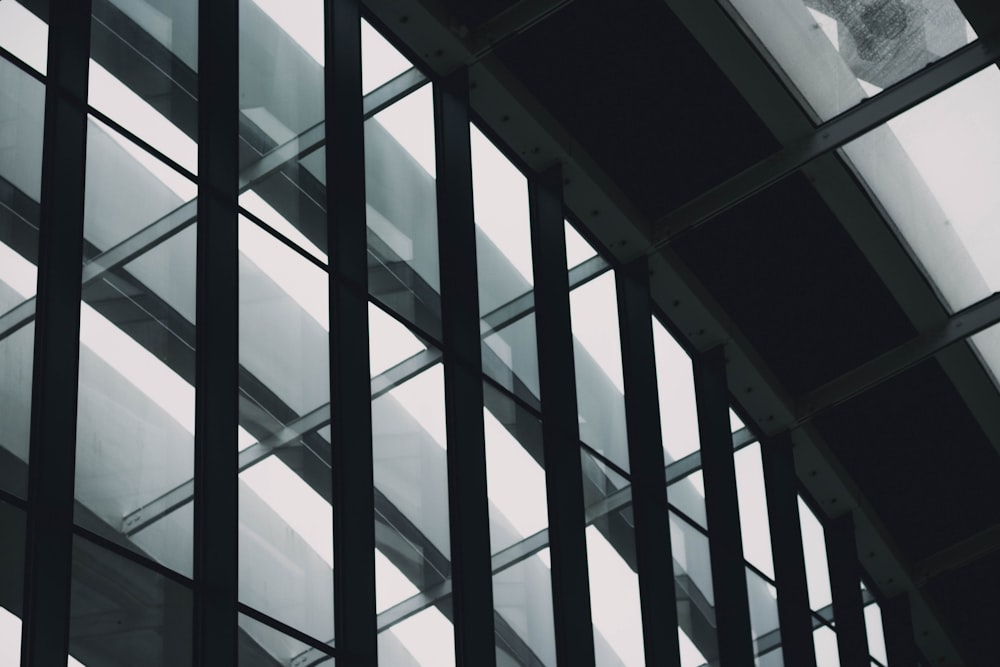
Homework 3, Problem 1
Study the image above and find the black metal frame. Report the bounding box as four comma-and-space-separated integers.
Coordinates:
11, 0, 984, 663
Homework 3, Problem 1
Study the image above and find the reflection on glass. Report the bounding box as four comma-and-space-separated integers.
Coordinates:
69, 536, 193, 666
75, 116, 197, 574
746, 567, 782, 666
0, 57, 44, 495
90, 0, 198, 171
362, 19, 412, 95
726, 0, 974, 120
652, 316, 700, 462
799, 497, 834, 611
238, 214, 332, 641
570, 271, 629, 471
472, 124, 540, 404
238, 612, 334, 666
494, 549, 556, 666
0, 1, 47, 74
372, 363, 452, 618
365, 84, 441, 338
669, 470, 707, 528
671, 512, 718, 665
736, 443, 775, 578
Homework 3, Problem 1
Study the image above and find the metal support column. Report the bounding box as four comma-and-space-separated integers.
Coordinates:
529, 165, 596, 667
194, 0, 239, 663
761, 433, 818, 667
616, 260, 682, 667
883, 593, 918, 666
693, 346, 755, 667
326, 1, 378, 665
21, 0, 91, 663
826, 513, 869, 667
434, 68, 497, 666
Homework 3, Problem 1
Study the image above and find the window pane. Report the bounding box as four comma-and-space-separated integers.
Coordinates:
365, 84, 441, 338
653, 317, 700, 462
472, 124, 539, 406
0, 56, 44, 498
669, 469, 707, 528
671, 511, 719, 665
747, 566, 782, 666
735, 442, 775, 578
0, 2, 47, 74
361, 19, 411, 95
69, 535, 193, 666
864, 600, 888, 665
726, 0, 975, 120
76, 117, 197, 575
90, 0, 198, 172
570, 271, 629, 471
799, 497, 834, 611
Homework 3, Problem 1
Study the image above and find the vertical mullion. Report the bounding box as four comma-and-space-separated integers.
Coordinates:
529, 165, 596, 667
326, 0, 378, 664
194, 0, 239, 664
616, 260, 681, 667
693, 346, 755, 666
883, 593, 918, 666
20, 0, 91, 663
826, 513, 869, 667
761, 433, 818, 667
434, 68, 497, 667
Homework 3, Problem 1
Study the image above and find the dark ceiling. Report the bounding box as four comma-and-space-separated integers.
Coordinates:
429, 0, 1000, 663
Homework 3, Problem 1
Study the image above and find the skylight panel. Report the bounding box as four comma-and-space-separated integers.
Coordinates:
726, 0, 976, 120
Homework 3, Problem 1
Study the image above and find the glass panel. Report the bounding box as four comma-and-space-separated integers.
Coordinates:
471, 124, 540, 406
484, 382, 554, 666
671, 512, 719, 666
747, 567, 782, 666
864, 600, 888, 665
652, 316, 700, 462
361, 19, 412, 95
726, 0, 975, 120
365, 83, 441, 338
565, 220, 597, 269
371, 351, 453, 663
842, 68, 1000, 378
238, 213, 332, 641
570, 271, 629, 471
0, 1, 47, 74
379, 605, 456, 667
736, 442, 775, 578
799, 497, 834, 611
90, 0, 198, 172
580, 448, 644, 666
668, 469, 707, 528
0, 56, 44, 497
75, 116, 197, 575
69, 536, 193, 666
494, 548, 556, 667
814, 624, 841, 667
238, 613, 334, 666
0, 501, 25, 662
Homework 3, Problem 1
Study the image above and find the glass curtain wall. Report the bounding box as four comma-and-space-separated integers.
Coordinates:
0, 1, 894, 665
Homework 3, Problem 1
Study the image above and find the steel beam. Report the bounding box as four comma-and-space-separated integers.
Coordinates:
434, 67, 496, 666
529, 164, 596, 666
193, 0, 239, 663
326, 0, 378, 664
883, 593, 919, 666
761, 434, 818, 667
693, 346, 755, 666
617, 260, 682, 667
826, 513, 869, 667
20, 0, 92, 663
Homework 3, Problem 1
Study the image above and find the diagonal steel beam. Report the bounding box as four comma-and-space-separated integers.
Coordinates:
797, 292, 1000, 422
648, 34, 1000, 247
